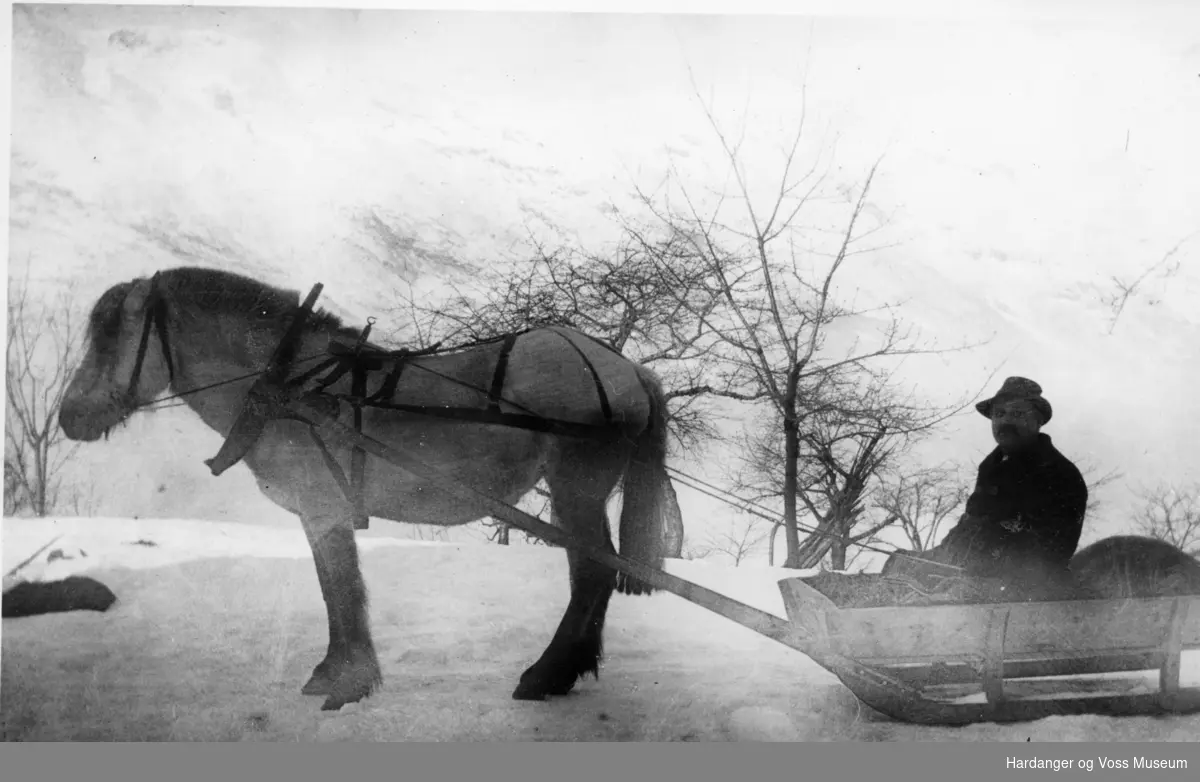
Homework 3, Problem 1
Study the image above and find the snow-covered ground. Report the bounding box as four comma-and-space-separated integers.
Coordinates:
3, 516, 1198, 741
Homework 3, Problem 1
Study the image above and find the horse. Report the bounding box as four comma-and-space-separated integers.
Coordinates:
1069, 535, 1200, 600
58, 266, 673, 711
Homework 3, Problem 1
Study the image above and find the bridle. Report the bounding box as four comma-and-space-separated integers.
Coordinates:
126, 272, 177, 400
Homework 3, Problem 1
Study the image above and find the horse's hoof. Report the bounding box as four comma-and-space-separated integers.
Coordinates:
321, 680, 374, 712
301, 673, 334, 696
512, 667, 577, 700
511, 680, 550, 701
319, 648, 382, 711
301, 661, 336, 696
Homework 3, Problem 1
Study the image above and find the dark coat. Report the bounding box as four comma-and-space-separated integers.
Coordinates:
938, 433, 1089, 580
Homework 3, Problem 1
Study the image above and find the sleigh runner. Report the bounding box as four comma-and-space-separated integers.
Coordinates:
182, 279, 1200, 726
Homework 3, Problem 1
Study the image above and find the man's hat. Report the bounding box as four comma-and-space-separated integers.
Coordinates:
976, 376, 1052, 424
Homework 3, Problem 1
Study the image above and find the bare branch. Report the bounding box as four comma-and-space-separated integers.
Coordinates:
1104, 232, 1196, 334
1130, 482, 1200, 555
6, 270, 88, 516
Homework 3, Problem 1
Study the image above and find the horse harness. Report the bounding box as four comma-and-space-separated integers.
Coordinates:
129, 277, 640, 532
291, 325, 625, 530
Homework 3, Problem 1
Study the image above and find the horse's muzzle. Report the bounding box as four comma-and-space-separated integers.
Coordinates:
59, 400, 113, 442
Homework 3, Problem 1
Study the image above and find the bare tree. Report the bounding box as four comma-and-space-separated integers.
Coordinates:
684, 513, 770, 566
1131, 483, 1200, 555
403, 524, 452, 543
618, 77, 984, 568
736, 375, 966, 569
872, 464, 970, 553
5, 274, 86, 517
4, 457, 27, 516
1075, 457, 1123, 520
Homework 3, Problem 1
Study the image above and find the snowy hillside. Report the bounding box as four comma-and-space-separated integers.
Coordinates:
7, 6, 1200, 561
4, 516, 1199, 741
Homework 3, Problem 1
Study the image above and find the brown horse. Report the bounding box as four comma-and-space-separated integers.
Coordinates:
59, 266, 672, 711
1070, 535, 1200, 599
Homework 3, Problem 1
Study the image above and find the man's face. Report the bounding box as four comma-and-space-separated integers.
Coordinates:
991, 399, 1043, 451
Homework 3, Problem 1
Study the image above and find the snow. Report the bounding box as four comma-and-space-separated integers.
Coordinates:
3, 516, 1199, 741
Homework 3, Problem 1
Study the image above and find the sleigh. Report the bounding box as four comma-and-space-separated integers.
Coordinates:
777, 576, 1200, 724
202, 281, 1200, 726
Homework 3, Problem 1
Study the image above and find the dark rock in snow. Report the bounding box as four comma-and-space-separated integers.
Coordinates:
2, 576, 118, 618
47, 547, 87, 563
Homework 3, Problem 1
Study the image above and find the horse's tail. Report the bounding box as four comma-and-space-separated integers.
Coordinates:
615, 364, 673, 596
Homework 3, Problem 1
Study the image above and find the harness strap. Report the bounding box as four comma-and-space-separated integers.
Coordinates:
344, 401, 615, 439
129, 306, 154, 396
286, 357, 342, 389
128, 272, 176, 398
350, 364, 370, 531
152, 295, 175, 383
365, 359, 407, 404
488, 332, 521, 412
314, 364, 351, 392
549, 328, 614, 424
307, 428, 367, 529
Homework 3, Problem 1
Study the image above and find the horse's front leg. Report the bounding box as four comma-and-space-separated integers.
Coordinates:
297, 525, 340, 697
298, 510, 383, 711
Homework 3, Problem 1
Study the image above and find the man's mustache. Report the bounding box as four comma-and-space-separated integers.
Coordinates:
997, 424, 1019, 436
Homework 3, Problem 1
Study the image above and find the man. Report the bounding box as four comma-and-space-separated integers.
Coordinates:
883, 377, 1089, 599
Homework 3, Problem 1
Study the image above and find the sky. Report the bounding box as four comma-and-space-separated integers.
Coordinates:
6, 1, 1200, 564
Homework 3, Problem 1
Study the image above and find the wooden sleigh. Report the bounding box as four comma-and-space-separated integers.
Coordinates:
205, 281, 1200, 726
778, 577, 1200, 724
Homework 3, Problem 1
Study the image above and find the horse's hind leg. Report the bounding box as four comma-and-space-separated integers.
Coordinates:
513, 451, 623, 701
298, 511, 383, 711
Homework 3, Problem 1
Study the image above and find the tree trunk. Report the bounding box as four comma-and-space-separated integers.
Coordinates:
830, 530, 847, 571
34, 442, 48, 516
794, 517, 834, 568
782, 416, 803, 568
496, 523, 510, 545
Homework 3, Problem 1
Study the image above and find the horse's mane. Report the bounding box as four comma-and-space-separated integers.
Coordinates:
157, 266, 356, 337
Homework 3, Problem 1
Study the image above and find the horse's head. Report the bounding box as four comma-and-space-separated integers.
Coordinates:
60, 274, 175, 442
